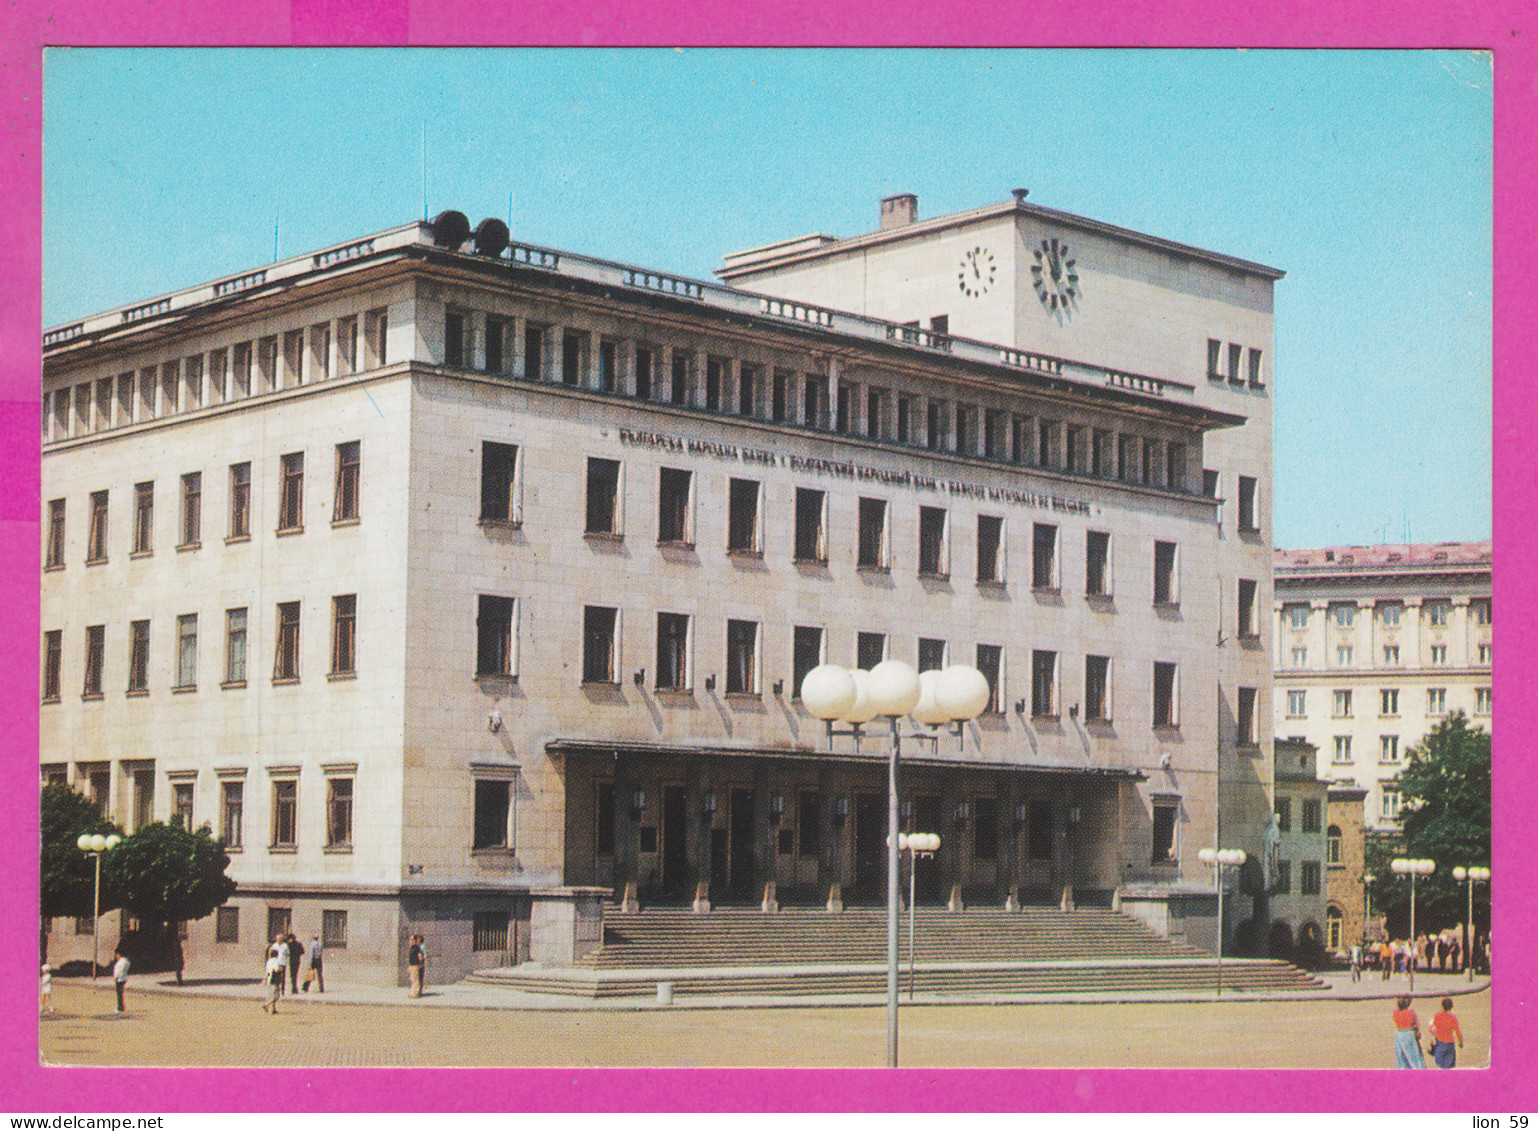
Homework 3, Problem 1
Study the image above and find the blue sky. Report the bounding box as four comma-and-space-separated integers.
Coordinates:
42, 48, 1492, 550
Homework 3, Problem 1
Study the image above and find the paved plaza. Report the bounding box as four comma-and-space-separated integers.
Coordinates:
38, 974, 1490, 1070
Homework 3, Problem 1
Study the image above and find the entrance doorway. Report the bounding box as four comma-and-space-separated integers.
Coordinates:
661, 785, 688, 898
853, 792, 886, 903
729, 787, 755, 900
912, 794, 943, 904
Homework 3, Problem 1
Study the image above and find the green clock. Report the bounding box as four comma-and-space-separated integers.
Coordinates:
1031, 237, 1079, 314
957, 246, 996, 297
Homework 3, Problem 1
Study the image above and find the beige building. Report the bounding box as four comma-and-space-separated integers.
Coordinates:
1267, 738, 1329, 961
41, 193, 1282, 984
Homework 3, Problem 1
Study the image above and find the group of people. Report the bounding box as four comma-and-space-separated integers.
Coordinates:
262, 931, 325, 1014
1349, 933, 1487, 981
1392, 996, 1465, 1069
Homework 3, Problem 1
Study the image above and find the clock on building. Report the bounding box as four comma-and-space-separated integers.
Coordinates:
957, 246, 996, 297
1031, 237, 1080, 314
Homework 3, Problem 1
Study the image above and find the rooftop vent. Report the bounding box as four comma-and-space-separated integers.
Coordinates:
880, 193, 918, 230
1013, 188, 1030, 204
431, 210, 471, 249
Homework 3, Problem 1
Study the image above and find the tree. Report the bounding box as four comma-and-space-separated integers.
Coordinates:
1366, 712, 1490, 937
107, 820, 238, 956
41, 783, 124, 922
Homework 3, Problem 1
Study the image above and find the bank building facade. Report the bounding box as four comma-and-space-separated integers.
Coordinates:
40, 192, 1281, 985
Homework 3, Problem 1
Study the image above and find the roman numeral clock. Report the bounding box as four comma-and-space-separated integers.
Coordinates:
1031, 237, 1080, 317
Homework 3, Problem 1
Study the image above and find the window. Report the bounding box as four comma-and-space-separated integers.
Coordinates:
1153, 541, 1178, 605
1237, 686, 1257, 745
975, 644, 1002, 714
856, 631, 887, 671
727, 478, 761, 553
1248, 347, 1265, 387
326, 778, 353, 848
1476, 686, 1492, 715
1426, 601, 1450, 627
1031, 650, 1057, 718
869, 388, 889, 440
1336, 645, 1354, 666
46, 499, 65, 569
1275, 797, 1292, 832
1292, 647, 1307, 667
83, 624, 105, 696
582, 606, 618, 684
229, 463, 251, 539
655, 612, 690, 691
274, 602, 301, 681
1378, 602, 1402, 627
1165, 442, 1187, 491
1151, 803, 1177, 863
1302, 799, 1321, 834
131, 768, 155, 831
1472, 599, 1492, 626
1284, 604, 1309, 629
561, 331, 582, 385
523, 323, 544, 379
132, 481, 154, 554
282, 330, 304, 386
1085, 531, 1110, 596
1430, 644, 1447, 665
1331, 603, 1355, 628
917, 637, 947, 673
1085, 655, 1111, 721
1153, 662, 1178, 727
171, 781, 194, 829
1380, 788, 1401, 821
1274, 860, 1292, 893
278, 453, 304, 531
918, 506, 948, 577
1091, 429, 1112, 477
857, 498, 888, 570
1380, 735, 1399, 763
633, 347, 652, 399
976, 515, 1004, 583
216, 906, 240, 943
1333, 736, 1352, 764
330, 595, 356, 676
127, 620, 149, 693
177, 473, 202, 548
333, 441, 360, 522
1237, 579, 1258, 638
658, 468, 694, 546
322, 909, 348, 949
309, 323, 330, 381
791, 626, 823, 698
794, 488, 826, 562
472, 911, 507, 953
726, 619, 760, 694
772, 370, 790, 422
1032, 524, 1058, 590
271, 780, 297, 847
1301, 861, 1321, 896
1227, 342, 1243, 383
1286, 689, 1305, 717
1237, 475, 1258, 532
232, 342, 252, 397
834, 379, 850, 432
224, 608, 247, 685
1380, 688, 1399, 716
42, 630, 62, 701
1327, 826, 1342, 865
1207, 338, 1222, 378
1479, 643, 1492, 665
336, 317, 357, 376
798, 792, 820, 858
927, 400, 947, 451
476, 595, 517, 677
220, 780, 244, 849
1038, 419, 1057, 467
479, 442, 520, 524
585, 458, 621, 536
1333, 689, 1352, 718
1383, 644, 1400, 666
175, 614, 198, 690
670, 353, 689, 405
600, 341, 618, 394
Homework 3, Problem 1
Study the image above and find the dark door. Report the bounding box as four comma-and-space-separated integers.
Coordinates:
853, 792, 886, 903
729, 787, 756, 900
661, 785, 688, 898
710, 827, 729, 894
913, 794, 943, 904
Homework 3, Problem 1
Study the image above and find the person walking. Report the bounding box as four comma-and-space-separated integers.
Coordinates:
1349, 942, 1362, 983
271, 934, 290, 997
1380, 939, 1393, 981
262, 950, 284, 1014
1393, 995, 1426, 1069
305, 934, 324, 993
40, 964, 53, 1014
286, 932, 303, 995
1429, 997, 1464, 1068
112, 951, 130, 1013
407, 934, 425, 997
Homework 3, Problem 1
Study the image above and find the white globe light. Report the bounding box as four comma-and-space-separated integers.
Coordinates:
105, 834, 121, 849
897, 833, 910, 851
1474, 867, 1491, 881
77, 834, 92, 851
1198, 847, 1216, 865
935, 665, 991, 722
1418, 859, 1436, 875
1454, 866, 1467, 880
920, 833, 941, 852
912, 670, 949, 726
800, 664, 856, 721
90, 834, 107, 852
843, 669, 879, 725
1391, 858, 1409, 875
867, 660, 921, 718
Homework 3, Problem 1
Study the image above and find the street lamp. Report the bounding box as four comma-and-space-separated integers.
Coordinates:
75, 832, 122, 979
1452, 865, 1490, 982
1390, 857, 1435, 992
900, 831, 940, 999
803, 660, 987, 1068
1197, 847, 1246, 997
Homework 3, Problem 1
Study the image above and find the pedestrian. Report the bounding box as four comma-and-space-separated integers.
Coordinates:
407, 933, 425, 997
262, 950, 284, 1014
286, 932, 303, 994
172, 934, 185, 986
1437, 935, 1449, 972
1393, 995, 1426, 1069
40, 964, 53, 1014
1380, 940, 1393, 981
112, 950, 130, 1013
1349, 942, 1362, 983
271, 934, 289, 996
305, 934, 324, 993
1429, 997, 1464, 1068
1450, 936, 1462, 973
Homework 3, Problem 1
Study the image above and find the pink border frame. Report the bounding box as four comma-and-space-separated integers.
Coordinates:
3, 5, 1530, 1112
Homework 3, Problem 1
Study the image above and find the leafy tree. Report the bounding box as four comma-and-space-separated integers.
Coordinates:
40, 782, 124, 922
1366, 712, 1490, 937
108, 820, 238, 941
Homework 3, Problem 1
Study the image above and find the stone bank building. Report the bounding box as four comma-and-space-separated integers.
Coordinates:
40, 193, 1282, 985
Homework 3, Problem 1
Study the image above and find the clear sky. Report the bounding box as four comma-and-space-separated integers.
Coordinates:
41, 48, 1492, 551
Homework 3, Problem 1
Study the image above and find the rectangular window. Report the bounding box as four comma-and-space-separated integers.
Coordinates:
794, 487, 826, 563
1472, 599, 1492, 626
1165, 442, 1187, 492
1032, 523, 1058, 590
336, 317, 357, 377
1247, 347, 1264, 387
42, 630, 62, 701
585, 458, 621, 536
1207, 338, 1222, 378
738, 364, 759, 417
1153, 662, 1178, 727
726, 619, 760, 694
523, 323, 544, 379
600, 341, 618, 394
1476, 687, 1492, 715
1292, 648, 1307, 667
918, 506, 948, 577
868, 388, 888, 440
160, 361, 180, 413
175, 614, 198, 690
582, 606, 618, 684
1384, 644, 1400, 665
772, 370, 790, 422
976, 515, 1004, 584
1237, 579, 1258, 638
1284, 604, 1309, 629
917, 637, 947, 673
975, 644, 1002, 714
472, 911, 507, 953
282, 330, 305, 386
897, 397, 911, 443
131, 768, 154, 831
1286, 689, 1306, 717
1227, 342, 1243, 383
46, 498, 66, 569
1378, 602, 1402, 627
216, 906, 240, 943
1380, 789, 1401, 821
179, 473, 202, 547
326, 778, 353, 848
271, 779, 297, 847
1302, 799, 1321, 834
476, 595, 516, 677
658, 467, 694, 545
1479, 642, 1491, 665
1275, 799, 1293, 833
655, 612, 690, 691
1031, 650, 1057, 718
1085, 530, 1111, 596
1151, 804, 1177, 863
330, 595, 356, 676
1380, 735, 1399, 763
228, 463, 251, 539
127, 620, 149, 693
927, 400, 945, 451
670, 353, 689, 404
1153, 541, 1178, 605
1430, 644, 1447, 665
727, 478, 762, 554
1331, 603, 1356, 628
278, 453, 304, 531
132, 481, 154, 554
1275, 860, 1292, 893
1380, 688, 1399, 716
857, 498, 888, 569
1301, 861, 1321, 896
479, 442, 520, 524
221, 780, 243, 848
83, 624, 105, 696
1337, 645, 1354, 666
309, 323, 331, 381
791, 626, 824, 699
322, 909, 348, 950
333, 441, 360, 522
1426, 688, 1446, 715
1084, 655, 1111, 721
1333, 736, 1352, 764
1237, 686, 1257, 745
1333, 690, 1353, 718
954, 403, 973, 454
232, 342, 252, 397
562, 332, 582, 385
225, 608, 248, 685
274, 602, 301, 681
1237, 476, 1258, 532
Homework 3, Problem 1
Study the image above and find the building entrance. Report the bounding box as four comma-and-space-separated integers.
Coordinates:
853, 792, 885, 903
728, 787, 755, 900
661, 784, 688, 898
912, 794, 943, 904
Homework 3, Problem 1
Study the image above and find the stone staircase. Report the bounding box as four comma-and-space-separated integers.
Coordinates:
467, 906, 1328, 1000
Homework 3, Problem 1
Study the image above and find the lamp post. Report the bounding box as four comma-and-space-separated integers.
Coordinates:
1197, 847, 1246, 997
1452, 865, 1490, 982
1390, 857, 1435, 992
802, 660, 987, 1068
76, 832, 122, 979
900, 831, 940, 998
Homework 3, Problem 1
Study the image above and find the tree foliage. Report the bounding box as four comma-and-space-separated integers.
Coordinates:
108, 820, 238, 928
40, 783, 124, 921
1366, 712, 1491, 935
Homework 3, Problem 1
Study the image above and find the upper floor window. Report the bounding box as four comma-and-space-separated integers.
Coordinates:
1085, 530, 1111, 596
1033, 524, 1058, 591
858, 498, 889, 570
1331, 603, 1356, 628
1333, 689, 1353, 718
1291, 647, 1307, 667
1380, 688, 1399, 716
918, 506, 949, 578
1333, 736, 1353, 764
127, 620, 150, 694
1275, 797, 1291, 833
1476, 686, 1491, 715
658, 468, 694, 546
585, 458, 622, 537
1380, 735, 1399, 763
1153, 662, 1179, 728
330, 595, 357, 677
82, 624, 105, 697
333, 441, 361, 523
87, 490, 109, 562
856, 631, 887, 671
274, 602, 301, 682
1286, 689, 1306, 717
725, 619, 761, 695
1327, 825, 1342, 865
1031, 650, 1057, 719
582, 605, 618, 684
655, 612, 691, 691
1301, 799, 1321, 834
792, 626, 824, 698
1237, 579, 1258, 638
479, 442, 521, 525
1236, 686, 1257, 745
974, 644, 1002, 715
1430, 644, 1448, 665
1472, 599, 1492, 626
224, 608, 247, 686
444, 311, 466, 368
1383, 644, 1400, 665
917, 637, 947, 673
326, 777, 353, 849
1336, 645, 1354, 667
278, 453, 305, 532
132, 481, 154, 555
1426, 601, 1450, 628
1153, 541, 1178, 605
1247, 347, 1265, 388
1380, 788, 1402, 822
976, 515, 1004, 584
726, 478, 762, 555
1084, 655, 1111, 722
179, 473, 202, 548
476, 595, 517, 678
1478, 642, 1492, 665
1283, 604, 1309, 629
45, 499, 65, 569
794, 487, 826, 563
1378, 602, 1402, 628
41, 630, 62, 702
1237, 476, 1258, 533
1426, 687, 1447, 716
175, 614, 198, 690
229, 463, 251, 539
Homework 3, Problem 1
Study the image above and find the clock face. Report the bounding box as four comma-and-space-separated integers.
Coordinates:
957, 246, 996, 297
1031, 237, 1080, 315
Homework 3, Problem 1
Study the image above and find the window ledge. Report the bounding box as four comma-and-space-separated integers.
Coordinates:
224, 845, 243, 855
225, 534, 251, 545
171, 684, 197, 694
475, 672, 519, 685
1032, 713, 1060, 723
331, 516, 361, 529
125, 688, 150, 698
919, 571, 951, 582
653, 687, 694, 698
220, 680, 248, 690
276, 526, 305, 537
41, 696, 60, 705
44, 563, 64, 573
129, 550, 153, 560
85, 557, 108, 567
479, 517, 523, 531
584, 531, 624, 543
977, 579, 1007, 590
1238, 633, 1261, 644
1031, 586, 1061, 596
269, 845, 297, 855
657, 540, 696, 551
1237, 742, 1262, 754
792, 557, 828, 567
176, 542, 201, 553
323, 844, 354, 855
1086, 591, 1114, 601
328, 671, 358, 682
857, 564, 890, 574
581, 680, 620, 689
1154, 723, 1181, 733
1153, 601, 1180, 611
727, 548, 764, 559
272, 677, 300, 686
725, 691, 762, 702
471, 846, 516, 858
81, 692, 104, 702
